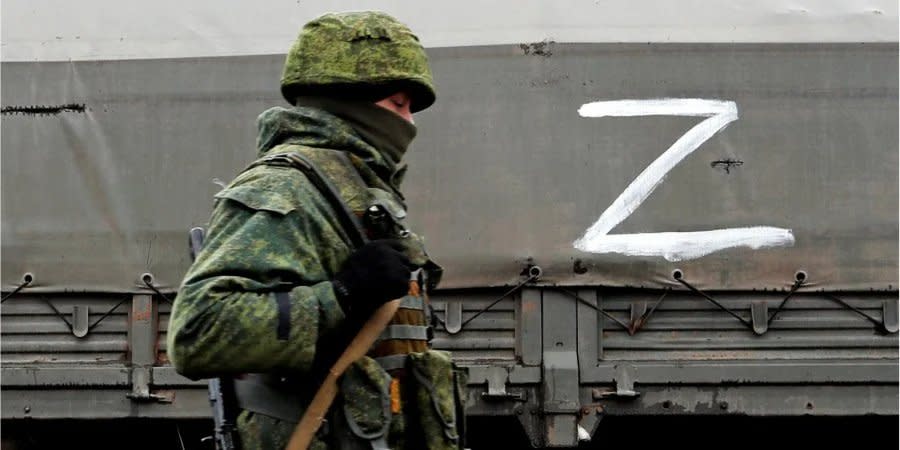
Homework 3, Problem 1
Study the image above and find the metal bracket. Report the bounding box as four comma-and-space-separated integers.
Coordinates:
883, 301, 899, 334
612, 364, 639, 398
628, 302, 647, 335
126, 367, 172, 403
594, 364, 640, 399
824, 293, 897, 335
514, 399, 546, 449
126, 294, 171, 404
481, 367, 526, 401
577, 406, 603, 445
629, 302, 647, 325
72, 305, 90, 338
750, 301, 769, 335
445, 301, 462, 334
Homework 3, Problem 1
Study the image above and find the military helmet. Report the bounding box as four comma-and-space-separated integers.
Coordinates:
281, 11, 436, 113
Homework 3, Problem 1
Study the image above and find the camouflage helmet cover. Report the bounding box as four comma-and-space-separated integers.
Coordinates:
281, 11, 436, 112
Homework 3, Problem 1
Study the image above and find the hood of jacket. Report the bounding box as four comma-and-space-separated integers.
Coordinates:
255, 105, 409, 189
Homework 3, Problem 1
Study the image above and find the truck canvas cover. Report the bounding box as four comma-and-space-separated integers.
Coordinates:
2, 2, 897, 294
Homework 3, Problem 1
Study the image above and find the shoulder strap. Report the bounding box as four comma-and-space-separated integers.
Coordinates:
248, 150, 369, 249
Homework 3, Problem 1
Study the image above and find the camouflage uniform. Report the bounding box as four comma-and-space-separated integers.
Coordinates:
168, 11, 464, 450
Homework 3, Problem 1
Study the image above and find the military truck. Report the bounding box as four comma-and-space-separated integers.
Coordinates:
2, 1, 897, 448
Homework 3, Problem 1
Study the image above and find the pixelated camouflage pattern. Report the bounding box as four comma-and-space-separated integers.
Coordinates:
408, 351, 463, 450
341, 357, 390, 437
168, 105, 455, 449
237, 411, 329, 450
281, 11, 436, 112
331, 357, 392, 449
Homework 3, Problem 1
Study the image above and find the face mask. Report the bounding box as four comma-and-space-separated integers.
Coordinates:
295, 96, 418, 165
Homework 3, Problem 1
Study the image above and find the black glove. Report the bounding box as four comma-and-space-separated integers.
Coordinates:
332, 239, 415, 318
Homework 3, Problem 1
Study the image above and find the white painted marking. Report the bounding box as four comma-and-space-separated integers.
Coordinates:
577, 99, 738, 238
578, 98, 736, 118
578, 227, 796, 262
573, 98, 795, 261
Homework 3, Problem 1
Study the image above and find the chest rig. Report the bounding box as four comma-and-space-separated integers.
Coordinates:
221, 148, 465, 450
251, 147, 440, 374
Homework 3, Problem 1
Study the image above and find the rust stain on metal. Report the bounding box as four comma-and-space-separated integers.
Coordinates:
153, 390, 176, 403
132, 306, 152, 322
546, 419, 559, 442
592, 388, 613, 400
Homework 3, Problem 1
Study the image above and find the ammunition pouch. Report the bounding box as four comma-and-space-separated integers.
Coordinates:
335, 350, 468, 450
332, 357, 393, 450
407, 350, 468, 450
233, 350, 467, 450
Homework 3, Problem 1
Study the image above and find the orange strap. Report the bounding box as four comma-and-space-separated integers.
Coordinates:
390, 377, 401, 414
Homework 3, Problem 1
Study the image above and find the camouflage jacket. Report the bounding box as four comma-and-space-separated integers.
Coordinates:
168, 106, 463, 450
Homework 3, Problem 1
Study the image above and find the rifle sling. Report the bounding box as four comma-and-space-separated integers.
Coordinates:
251, 150, 370, 248
230, 151, 373, 426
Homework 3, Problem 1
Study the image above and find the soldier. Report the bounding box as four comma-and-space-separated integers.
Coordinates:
168, 11, 466, 450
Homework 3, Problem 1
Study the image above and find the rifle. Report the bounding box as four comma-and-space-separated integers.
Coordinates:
190, 227, 241, 450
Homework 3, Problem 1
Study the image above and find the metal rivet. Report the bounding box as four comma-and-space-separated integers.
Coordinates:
24, 406, 31, 413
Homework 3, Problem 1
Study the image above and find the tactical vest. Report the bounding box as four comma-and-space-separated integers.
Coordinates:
227, 146, 465, 450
